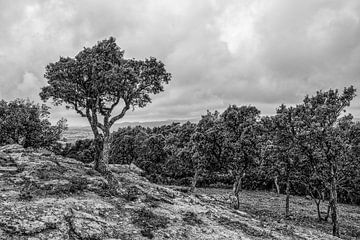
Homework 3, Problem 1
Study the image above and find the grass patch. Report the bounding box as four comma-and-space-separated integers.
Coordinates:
132, 207, 169, 239
196, 188, 360, 240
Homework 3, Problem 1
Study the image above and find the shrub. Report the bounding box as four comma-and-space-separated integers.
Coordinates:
0, 99, 67, 149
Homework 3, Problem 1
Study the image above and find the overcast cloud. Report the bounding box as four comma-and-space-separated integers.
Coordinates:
0, 0, 359, 126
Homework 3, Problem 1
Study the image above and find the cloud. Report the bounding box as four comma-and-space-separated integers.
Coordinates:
0, 0, 359, 126
17, 72, 46, 99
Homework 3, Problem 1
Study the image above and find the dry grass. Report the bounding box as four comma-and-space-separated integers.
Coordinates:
195, 188, 360, 239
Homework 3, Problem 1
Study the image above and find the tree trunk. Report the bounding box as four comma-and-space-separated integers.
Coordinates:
329, 163, 340, 237
94, 130, 110, 174
190, 167, 199, 193
102, 135, 111, 168
93, 136, 104, 172
315, 199, 323, 221
274, 175, 280, 195
324, 202, 331, 222
285, 173, 291, 218
233, 172, 245, 209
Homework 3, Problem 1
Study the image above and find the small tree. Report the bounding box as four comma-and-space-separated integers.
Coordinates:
40, 37, 171, 172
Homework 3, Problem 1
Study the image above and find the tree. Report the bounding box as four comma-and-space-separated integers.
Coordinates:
40, 37, 171, 172
295, 86, 356, 237
221, 105, 261, 209
0, 99, 67, 149
163, 122, 197, 186
191, 111, 225, 192
260, 116, 282, 195
271, 105, 303, 218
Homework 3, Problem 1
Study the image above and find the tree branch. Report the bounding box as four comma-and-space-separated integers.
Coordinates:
73, 102, 86, 117
109, 100, 130, 127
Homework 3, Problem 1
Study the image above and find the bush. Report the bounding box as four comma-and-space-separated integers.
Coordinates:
60, 139, 96, 163
0, 99, 67, 149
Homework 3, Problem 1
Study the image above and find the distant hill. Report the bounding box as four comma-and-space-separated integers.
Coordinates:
112, 118, 199, 129
62, 118, 199, 142
63, 117, 359, 143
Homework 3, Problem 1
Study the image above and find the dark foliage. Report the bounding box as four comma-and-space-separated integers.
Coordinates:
0, 99, 67, 149
60, 139, 97, 163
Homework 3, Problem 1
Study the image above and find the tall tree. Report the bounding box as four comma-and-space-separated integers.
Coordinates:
40, 37, 171, 172
296, 86, 356, 237
272, 105, 303, 218
191, 111, 225, 192
221, 105, 261, 209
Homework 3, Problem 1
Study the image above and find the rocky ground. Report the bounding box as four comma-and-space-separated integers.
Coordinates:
0, 144, 347, 239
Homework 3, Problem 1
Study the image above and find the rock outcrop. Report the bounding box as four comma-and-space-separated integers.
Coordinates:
0, 145, 339, 240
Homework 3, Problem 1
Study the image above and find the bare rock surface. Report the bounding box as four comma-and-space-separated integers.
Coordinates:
0, 145, 340, 240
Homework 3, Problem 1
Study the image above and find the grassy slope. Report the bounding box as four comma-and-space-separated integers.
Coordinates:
195, 188, 360, 240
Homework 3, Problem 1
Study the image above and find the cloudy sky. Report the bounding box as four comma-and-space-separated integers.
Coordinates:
1, 0, 360, 126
